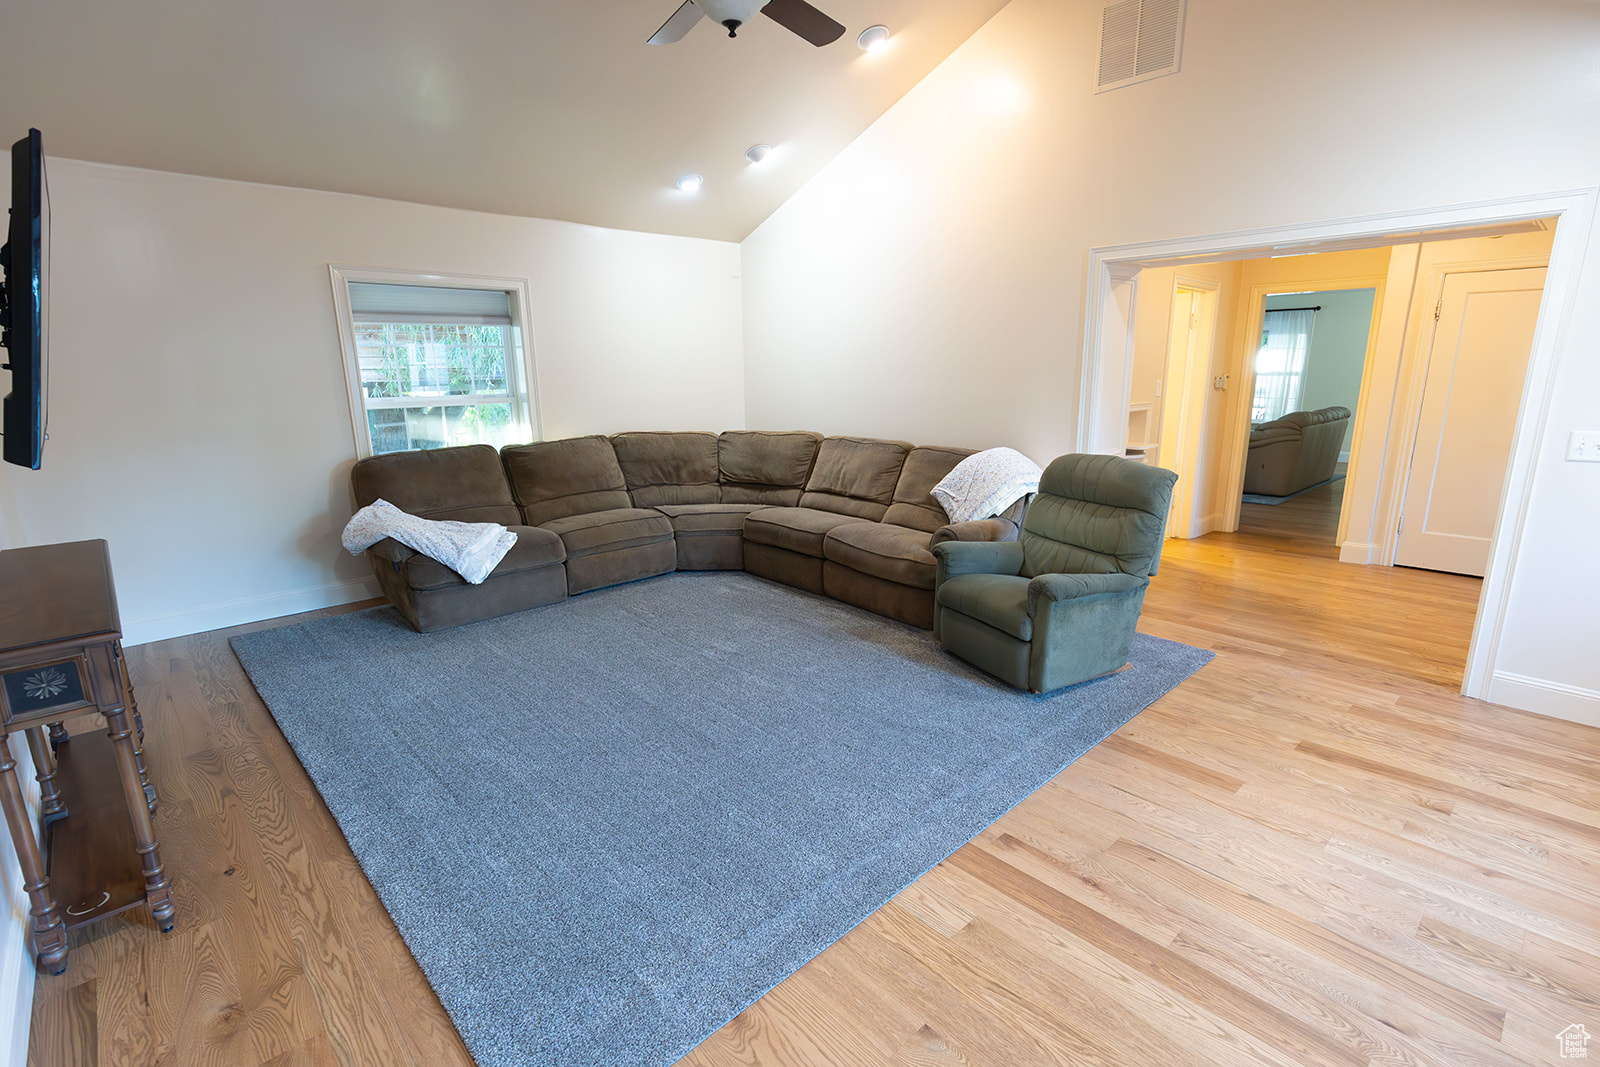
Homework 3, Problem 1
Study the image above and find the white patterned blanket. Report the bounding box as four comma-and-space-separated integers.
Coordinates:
342, 498, 517, 585
931, 447, 1043, 524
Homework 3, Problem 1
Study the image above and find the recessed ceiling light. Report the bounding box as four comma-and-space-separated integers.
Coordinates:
857, 25, 891, 53
676, 173, 704, 193
744, 144, 772, 165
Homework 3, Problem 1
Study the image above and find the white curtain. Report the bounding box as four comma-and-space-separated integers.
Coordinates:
1251, 308, 1316, 423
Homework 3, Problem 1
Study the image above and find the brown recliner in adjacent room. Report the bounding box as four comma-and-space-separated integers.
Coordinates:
349, 445, 568, 632
1243, 406, 1350, 496
501, 435, 677, 594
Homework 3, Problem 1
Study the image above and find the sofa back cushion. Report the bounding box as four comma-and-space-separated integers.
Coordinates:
501, 435, 631, 525
799, 436, 911, 521
350, 444, 520, 526
882, 445, 975, 533
611, 431, 720, 507
718, 431, 822, 506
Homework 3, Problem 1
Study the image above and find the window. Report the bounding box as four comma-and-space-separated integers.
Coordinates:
331, 270, 539, 457
1251, 307, 1316, 423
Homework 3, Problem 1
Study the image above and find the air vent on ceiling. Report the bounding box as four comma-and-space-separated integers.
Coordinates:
1096, 0, 1186, 93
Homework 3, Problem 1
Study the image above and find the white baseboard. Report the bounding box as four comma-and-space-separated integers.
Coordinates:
1487, 672, 1600, 728
122, 576, 381, 647
1339, 541, 1381, 564
2, 744, 40, 1067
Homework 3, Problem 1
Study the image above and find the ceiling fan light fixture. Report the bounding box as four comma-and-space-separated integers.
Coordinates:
857, 25, 891, 53
676, 173, 704, 193
693, 0, 767, 37
744, 144, 772, 165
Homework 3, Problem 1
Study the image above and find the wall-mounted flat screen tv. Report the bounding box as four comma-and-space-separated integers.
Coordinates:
2, 128, 47, 470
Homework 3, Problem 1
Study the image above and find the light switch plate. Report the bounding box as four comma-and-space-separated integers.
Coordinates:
1567, 430, 1600, 462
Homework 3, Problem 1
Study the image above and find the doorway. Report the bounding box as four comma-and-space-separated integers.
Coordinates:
1081, 191, 1585, 701
1236, 287, 1378, 546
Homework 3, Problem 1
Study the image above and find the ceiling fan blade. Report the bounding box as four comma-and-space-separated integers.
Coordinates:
760, 0, 845, 46
648, 1, 705, 45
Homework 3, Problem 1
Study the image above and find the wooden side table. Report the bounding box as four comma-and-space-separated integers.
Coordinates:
0, 539, 175, 975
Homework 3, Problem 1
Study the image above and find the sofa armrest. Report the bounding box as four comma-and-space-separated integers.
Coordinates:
930, 517, 1019, 548
365, 537, 418, 566
1026, 571, 1147, 616
933, 539, 1025, 583
1248, 425, 1300, 448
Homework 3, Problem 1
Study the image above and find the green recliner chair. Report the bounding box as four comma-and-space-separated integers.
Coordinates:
931, 453, 1178, 693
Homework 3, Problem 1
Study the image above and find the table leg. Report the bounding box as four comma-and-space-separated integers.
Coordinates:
47, 722, 69, 751
118, 657, 156, 815
0, 733, 68, 974
23, 728, 68, 823
104, 710, 175, 933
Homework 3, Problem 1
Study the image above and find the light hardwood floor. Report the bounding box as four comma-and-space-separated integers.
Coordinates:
28, 481, 1600, 1066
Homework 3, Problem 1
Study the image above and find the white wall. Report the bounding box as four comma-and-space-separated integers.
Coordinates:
740, 0, 1600, 722
0, 160, 745, 645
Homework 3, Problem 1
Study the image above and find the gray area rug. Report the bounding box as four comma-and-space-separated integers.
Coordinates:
231, 572, 1213, 1067
1242, 474, 1344, 505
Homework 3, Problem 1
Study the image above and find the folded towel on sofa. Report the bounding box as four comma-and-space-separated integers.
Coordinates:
931, 447, 1043, 524
342, 498, 517, 585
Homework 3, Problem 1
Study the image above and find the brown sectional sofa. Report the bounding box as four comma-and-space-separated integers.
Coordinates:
1243, 406, 1350, 497
350, 431, 1019, 633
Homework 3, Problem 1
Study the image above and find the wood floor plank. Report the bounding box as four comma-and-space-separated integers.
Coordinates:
945, 844, 1368, 1067
25, 476, 1600, 1067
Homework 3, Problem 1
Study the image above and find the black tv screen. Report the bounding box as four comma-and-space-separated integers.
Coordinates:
2, 128, 47, 470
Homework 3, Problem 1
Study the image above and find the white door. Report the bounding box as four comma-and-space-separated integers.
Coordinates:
1394, 267, 1545, 576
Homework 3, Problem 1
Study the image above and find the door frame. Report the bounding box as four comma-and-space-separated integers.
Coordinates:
1222, 271, 1387, 537
1160, 277, 1221, 538
1075, 188, 1596, 701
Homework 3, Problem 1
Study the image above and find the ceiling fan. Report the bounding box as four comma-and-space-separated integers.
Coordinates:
648, 0, 846, 46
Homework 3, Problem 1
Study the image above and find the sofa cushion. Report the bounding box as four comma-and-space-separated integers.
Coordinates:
652, 502, 766, 535
612, 431, 720, 507
351, 444, 520, 526
718, 431, 822, 505
823, 523, 938, 589
798, 436, 911, 520
882, 445, 974, 533
743, 507, 873, 559
502, 436, 632, 525
401, 525, 566, 592
936, 573, 1034, 641
539, 508, 674, 560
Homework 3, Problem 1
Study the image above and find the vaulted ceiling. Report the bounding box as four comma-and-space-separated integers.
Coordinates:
1, 0, 1010, 241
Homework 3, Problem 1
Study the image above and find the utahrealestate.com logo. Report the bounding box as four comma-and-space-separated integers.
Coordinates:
1561, 1024, 1592, 1059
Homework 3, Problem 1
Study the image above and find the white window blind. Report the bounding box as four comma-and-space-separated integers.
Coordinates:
348, 283, 513, 324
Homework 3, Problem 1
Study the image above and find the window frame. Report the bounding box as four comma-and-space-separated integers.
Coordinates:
329, 265, 542, 459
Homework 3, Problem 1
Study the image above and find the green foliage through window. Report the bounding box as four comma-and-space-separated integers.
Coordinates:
355, 321, 521, 455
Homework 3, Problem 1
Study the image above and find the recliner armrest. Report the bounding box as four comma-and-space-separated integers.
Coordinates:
932, 539, 1025, 581
930, 517, 1019, 548
1026, 571, 1147, 616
